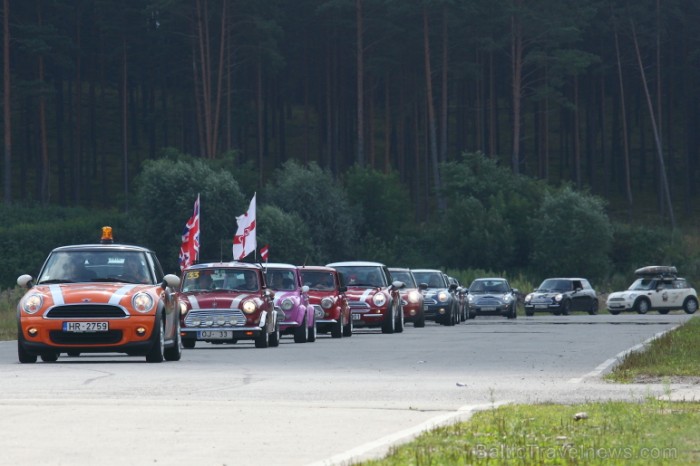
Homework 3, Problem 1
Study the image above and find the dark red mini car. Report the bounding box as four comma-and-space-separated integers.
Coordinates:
326, 261, 404, 334
178, 262, 280, 348
300, 266, 352, 338
389, 267, 427, 328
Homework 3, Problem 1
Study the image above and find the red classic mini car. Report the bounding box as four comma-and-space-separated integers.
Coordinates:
263, 263, 316, 343
300, 265, 352, 338
326, 261, 404, 334
388, 267, 427, 328
16, 227, 182, 363
178, 262, 280, 348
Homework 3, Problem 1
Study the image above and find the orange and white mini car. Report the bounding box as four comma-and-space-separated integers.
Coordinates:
16, 228, 182, 363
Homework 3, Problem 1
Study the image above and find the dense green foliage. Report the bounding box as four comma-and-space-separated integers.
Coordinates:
2, 151, 697, 292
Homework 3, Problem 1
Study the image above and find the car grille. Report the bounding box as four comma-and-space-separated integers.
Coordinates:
608, 297, 624, 302
423, 298, 437, 305
476, 297, 502, 306
50, 330, 123, 345
184, 309, 246, 327
348, 301, 370, 310
46, 305, 128, 319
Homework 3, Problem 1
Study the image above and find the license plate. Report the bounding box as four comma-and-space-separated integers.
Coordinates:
63, 321, 109, 332
535, 304, 548, 309
198, 330, 233, 339
352, 313, 363, 320
481, 306, 496, 311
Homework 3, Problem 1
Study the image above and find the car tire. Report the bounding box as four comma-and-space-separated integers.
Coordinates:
343, 318, 353, 337
331, 318, 343, 338
146, 319, 165, 363
308, 317, 317, 342
164, 319, 182, 361
525, 309, 534, 317
414, 312, 426, 328
608, 309, 620, 315
40, 352, 59, 362
634, 298, 650, 314
381, 305, 395, 334
588, 299, 599, 315
255, 328, 270, 348
683, 297, 698, 314
269, 322, 280, 347
182, 338, 196, 349
507, 305, 517, 319
560, 300, 571, 316
395, 303, 405, 333
294, 315, 308, 343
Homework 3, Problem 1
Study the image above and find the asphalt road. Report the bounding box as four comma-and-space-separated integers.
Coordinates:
0, 313, 694, 466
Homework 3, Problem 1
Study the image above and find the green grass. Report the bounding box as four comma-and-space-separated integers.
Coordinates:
358, 399, 700, 465
0, 287, 21, 340
606, 316, 700, 383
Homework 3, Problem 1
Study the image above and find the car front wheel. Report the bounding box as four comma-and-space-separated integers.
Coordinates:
634, 298, 650, 314
146, 320, 165, 363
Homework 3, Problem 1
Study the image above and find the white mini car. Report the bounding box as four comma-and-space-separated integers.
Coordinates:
606, 266, 698, 315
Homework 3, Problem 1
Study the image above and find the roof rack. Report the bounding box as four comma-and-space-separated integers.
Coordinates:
634, 265, 678, 277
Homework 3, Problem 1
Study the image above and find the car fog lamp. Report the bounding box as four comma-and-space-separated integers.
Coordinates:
190, 319, 201, 327
203, 318, 214, 327
216, 317, 226, 326
132, 292, 155, 313
23, 295, 44, 314
28, 327, 38, 336
409, 309, 416, 316
136, 327, 146, 336
314, 307, 325, 319
242, 300, 257, 314
438, 308, 446, 314
321, 297, 333, 310
438, 291, 449, 302
281, 298, 294, 311
229, 318, 237, 325
372, 293, 387, 307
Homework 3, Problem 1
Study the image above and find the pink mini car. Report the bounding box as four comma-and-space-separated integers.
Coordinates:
264, 263, 316, 343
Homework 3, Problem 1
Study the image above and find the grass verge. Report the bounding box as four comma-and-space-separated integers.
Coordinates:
358, 398, 700, 465
606, 316, 700, 383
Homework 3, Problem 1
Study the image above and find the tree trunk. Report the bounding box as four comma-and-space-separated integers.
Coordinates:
37, 1, 49, 204
2, 0, 10, 204
122, 38, 129, 212
422, 7, 442, 209
356, 0, 364, 166
439, 6, 448, 163
613, 20, 633, 210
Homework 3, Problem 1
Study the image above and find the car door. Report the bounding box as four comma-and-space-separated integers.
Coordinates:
663, 279, 685, 309
570, 280, 585, 311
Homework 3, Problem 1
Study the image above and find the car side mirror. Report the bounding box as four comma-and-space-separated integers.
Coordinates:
419, 283, 428, 290
265, 289, 275, 299
17, 274, 33, 288
301, 285, 309, 293
391, 280, 405, 290
338, 285, 347, 293
162, 274, 181, 290
512, 288, 519, 295
449, 283, 457, 291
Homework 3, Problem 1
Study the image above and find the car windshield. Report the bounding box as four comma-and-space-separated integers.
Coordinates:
334, 266, 386, 287
390, 271, 416, 287
300, 271, 336, 291
264, 269, 297, 291
628, 278, 656, 291
38, 250, 153, 284
412, 271, 445, 289
470, 280, 508, 293
182, 268, 259, 292
537, 279, 573, 292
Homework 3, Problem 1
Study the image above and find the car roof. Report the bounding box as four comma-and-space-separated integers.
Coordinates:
388, 267, 411, 272
472, 277, 507, 282
185, 261, 263, 271
51, 244, 154, 254
299, 265, 337, 273
541, 277, 588, 281
262, 263, 296, 269
412, 269, 442, 273
327, 261, 385, 267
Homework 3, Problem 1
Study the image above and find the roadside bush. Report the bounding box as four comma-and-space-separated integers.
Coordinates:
529, 186, 613, 283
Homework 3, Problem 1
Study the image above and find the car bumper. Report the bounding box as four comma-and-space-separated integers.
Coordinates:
469, 304, 510, 316
181, 326, 264, 341
401, 302, 424, 321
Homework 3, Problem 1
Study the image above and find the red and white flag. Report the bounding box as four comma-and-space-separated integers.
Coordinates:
232, 193, 257, 260
179, 194, 200, 271
260, 245, 269, 262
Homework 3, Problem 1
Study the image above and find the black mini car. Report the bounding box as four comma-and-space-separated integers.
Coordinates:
523, 277, 598, 316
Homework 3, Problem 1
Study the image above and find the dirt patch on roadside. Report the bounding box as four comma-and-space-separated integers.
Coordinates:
633, 375, 700, 384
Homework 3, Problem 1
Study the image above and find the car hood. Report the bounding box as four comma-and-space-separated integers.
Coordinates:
607, 290, 645, 299
271, 290, 303, 306
345, 286, 383, 301
182, 290, 264, 310
26, 283, 156, 308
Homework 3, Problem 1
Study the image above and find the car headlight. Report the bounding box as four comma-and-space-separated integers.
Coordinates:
467, 295, 475, 303
524, 294, 533, 303
372, 293, 387, 307
437, 291, 449, 302
321, 297, 333, 309
554, 293, 563, 302
242, 300, 257, 314
408, 291, 421, 303
281, 298, 294, 311
22, 294, 43, 314
132, 292, 155, 313
179, 301, 189, 315
503, 294, 513, 303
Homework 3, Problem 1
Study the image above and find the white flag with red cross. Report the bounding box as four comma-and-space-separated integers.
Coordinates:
232, 193, 257, 260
